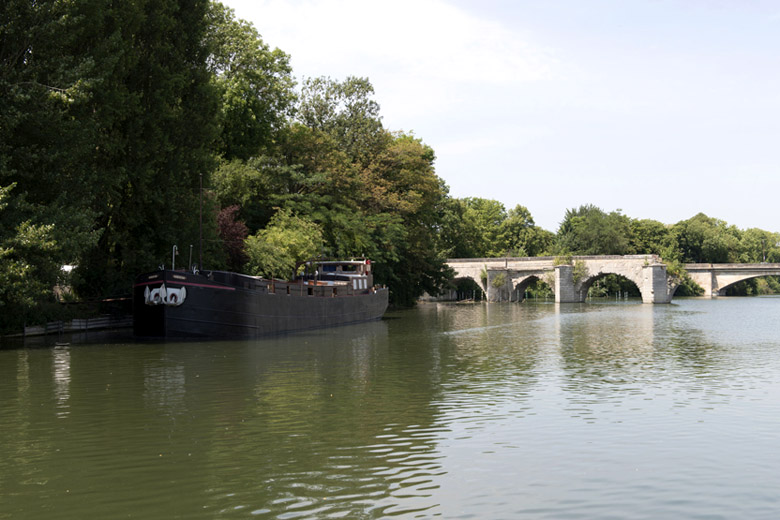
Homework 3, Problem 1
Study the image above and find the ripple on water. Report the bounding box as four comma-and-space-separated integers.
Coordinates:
3, 299, 780, 519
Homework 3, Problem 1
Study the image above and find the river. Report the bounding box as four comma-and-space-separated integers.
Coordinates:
2, 297, 779, 519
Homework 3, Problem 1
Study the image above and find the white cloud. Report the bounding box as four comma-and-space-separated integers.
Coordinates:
225, 0, 558, 120
233, 0, 556, 82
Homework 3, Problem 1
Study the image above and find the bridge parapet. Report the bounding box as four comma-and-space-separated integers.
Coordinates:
686, 263, 780, 270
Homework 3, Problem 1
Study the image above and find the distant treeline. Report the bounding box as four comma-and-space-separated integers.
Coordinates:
445, 202, 780, 298
2, 2, 778, 332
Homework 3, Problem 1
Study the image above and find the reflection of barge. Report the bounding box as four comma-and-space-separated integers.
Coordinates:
133, 259, 389, 338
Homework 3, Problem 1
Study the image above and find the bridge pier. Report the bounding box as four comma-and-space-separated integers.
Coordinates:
641, 263, 674, 303
486, 269, 514, 302
554, 265, 581, 303
687, 269, 717, 298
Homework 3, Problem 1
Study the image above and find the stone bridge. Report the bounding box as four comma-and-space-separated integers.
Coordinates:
446, 256, 780, 304
685, 263, 780, 297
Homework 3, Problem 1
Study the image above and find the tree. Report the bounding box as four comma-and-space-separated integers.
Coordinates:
0, 184, 63, 331
557, 205, 632, 255
244, 208, 323, 279
206, 2, 295, 161
297, 76, 386, 165
453, 198, 508, 257
73, 0, 221, 296
217, 205, 249, 272
501, 205, 554, 256
0, 0, 105, 319
630, 219, 672, 255
738, 228, 780, 263
363, 133, 451, 305
437, 199, 551, 259
671, 213, 740, 263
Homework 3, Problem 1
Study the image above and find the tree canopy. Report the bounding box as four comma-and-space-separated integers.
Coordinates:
244, 208, 323, 279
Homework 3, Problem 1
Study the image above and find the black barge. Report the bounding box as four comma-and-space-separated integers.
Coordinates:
133, 259, 389, 338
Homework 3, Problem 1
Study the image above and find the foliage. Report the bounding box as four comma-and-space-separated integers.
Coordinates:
457, 198, 507, 257
438, 199, 552, 258
0, 184, 59, 331
206, 2, 295, 160
572, 260, 588, 284
217, 205, 248, 271
0, 0, 104, 328
587, 274, 641, 298
670, 213, 741, 264
297, 76, 386, 166
502, 205, 555, 256
244, 208, 322, 279
557, 204, 632, 255
737, 228, 780, 263
490, 272, 507, 289
725, 276, 780, 296
214, 73, 451, 306
630, 219, 672, 254
362, 133, 451, 306
525, 278, 554, 299
69, 0, 221, 296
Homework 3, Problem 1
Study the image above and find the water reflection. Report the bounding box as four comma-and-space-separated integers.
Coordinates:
17, 349, 30, 396
53, 346, 71, 417
165, 319, 451, 518
143, 362, 185, 414
2, 299, 780, 519
1, 321, 441, 519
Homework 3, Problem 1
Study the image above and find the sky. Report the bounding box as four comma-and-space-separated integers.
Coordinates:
221, 0, 780, 232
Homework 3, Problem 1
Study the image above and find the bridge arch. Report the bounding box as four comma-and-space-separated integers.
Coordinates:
510, 274, 554, 302
714, 273, 780, 296
575, 258, 650, 302
579, 272, 642, 299
452, 276, 485, 300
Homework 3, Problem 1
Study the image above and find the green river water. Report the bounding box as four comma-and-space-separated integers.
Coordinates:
2, 297, 780, 519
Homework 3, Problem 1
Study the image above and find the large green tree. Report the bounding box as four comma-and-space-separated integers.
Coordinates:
363, 133, 451, 305
206, 2, 295, 161
73, 0, 221, 296
739, 228, 780, 263
0, 184, 61, 330
1, 0, 105, 328
670, 213, 741, 263
438, 199, 551, 259
297, 76, 386, 166
448, 198, 508, 258
501, 204, 554, 257
2, 0, 223, 307
244, 208, 323, 279
557, 204, 632, 255
630, 218, 672, 255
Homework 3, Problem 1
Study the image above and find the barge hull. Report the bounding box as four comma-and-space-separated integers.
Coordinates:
133, 270, 389, 339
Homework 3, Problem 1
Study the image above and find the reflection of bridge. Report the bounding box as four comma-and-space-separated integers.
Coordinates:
446, 256, 780, 304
